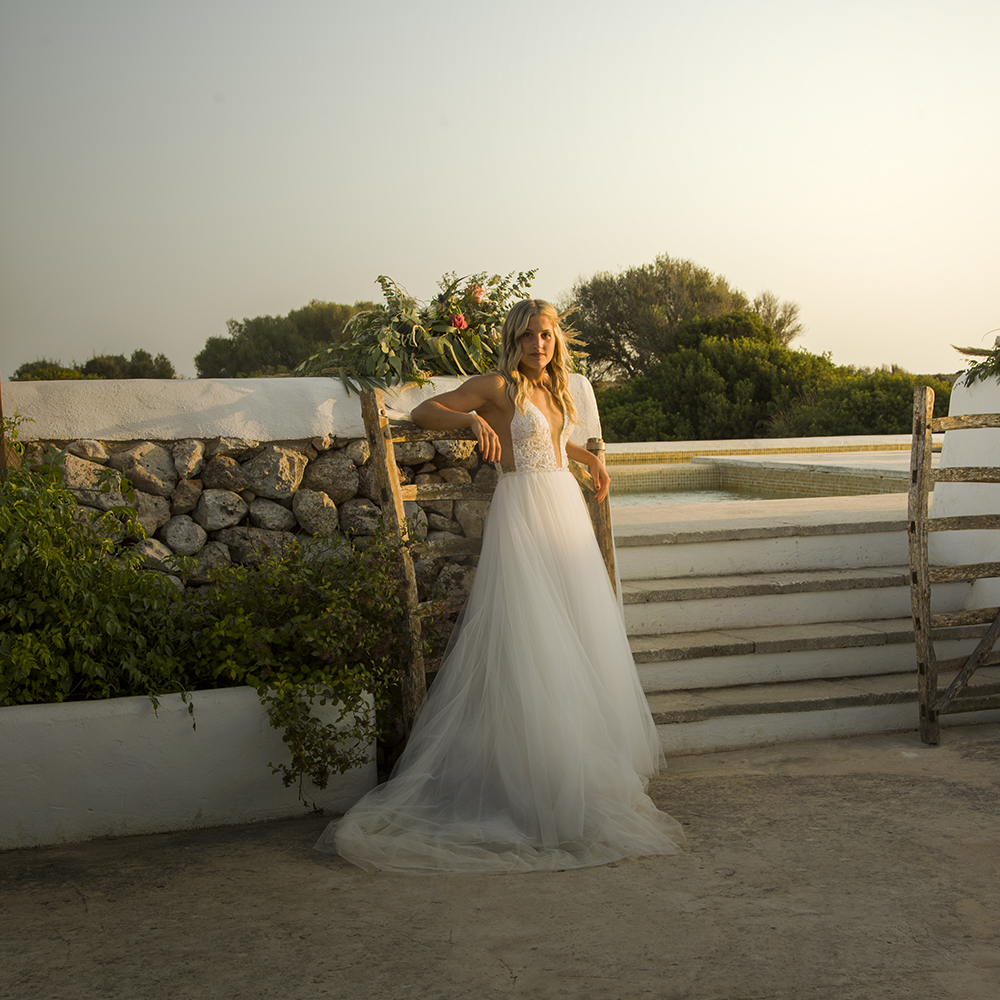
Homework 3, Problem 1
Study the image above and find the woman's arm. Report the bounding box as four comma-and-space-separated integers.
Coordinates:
410, 375, 505, 465
566, 441, 611, 504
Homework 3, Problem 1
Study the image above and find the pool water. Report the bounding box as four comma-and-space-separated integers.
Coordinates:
609, 489, 777, 506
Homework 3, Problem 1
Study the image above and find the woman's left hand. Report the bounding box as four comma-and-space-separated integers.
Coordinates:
591, 460, 610, 504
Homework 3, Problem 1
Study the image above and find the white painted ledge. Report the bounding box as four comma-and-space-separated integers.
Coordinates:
2, 374, 603, 446
0, 687, 375, 850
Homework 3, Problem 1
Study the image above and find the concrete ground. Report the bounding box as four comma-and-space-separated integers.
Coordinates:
2, 724, 998, 1000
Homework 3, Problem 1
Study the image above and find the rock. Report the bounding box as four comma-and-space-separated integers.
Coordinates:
132, 538, 179, 573
393, 441, 436, 466
435, 563, 476, 599
299, 532, 353, 565
59, 452, 127, 511
185, 540, 231, 584
415, 473, 444, 485
248, 498, 298, 532
344, 439, 370, 466
192, 489, 248, 531
339, 497, 380, 536
70, 506, 125, 545
134, 491, 171, 537
473, 465, 499, 492
293, 489, 340, 535
172, 439, 205, 478
403, 501, 428, 542
356, 463, 380, 500
213, 526, 293, 565
300, 449, 359, 503
426, 512, 462, 534
439, 467, 472, 484
417, 498, 453, 519
425, 529, 463, 542
171, 478, 203, 515
67, 439, 108, 464
106, 442, 177, 497
240, 490, 256, 503
206, 437, 259, 460
413, 557, 441, 591
201, 455, 251, 492
433, 439, 479, 467
160, 515, 208, 556
241, 445, 308, 500
417, 462, 438, 474
311, 433, 336, 452
454, 500, 490, 538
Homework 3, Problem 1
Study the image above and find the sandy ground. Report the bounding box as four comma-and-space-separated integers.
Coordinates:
2, 723, 998, 1000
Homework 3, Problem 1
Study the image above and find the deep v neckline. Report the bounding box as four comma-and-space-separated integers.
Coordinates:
523, 397, 565, 469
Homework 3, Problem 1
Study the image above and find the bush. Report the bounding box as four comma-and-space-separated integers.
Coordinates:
1, 420, 411, 795
0, 443, 194, 706
597, 322, 837, 442
186, 532, 410, 790
595, 311, 953, 442
767, 368, 953, 436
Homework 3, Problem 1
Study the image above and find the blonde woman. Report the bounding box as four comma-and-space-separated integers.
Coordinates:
316, 299, 684, 873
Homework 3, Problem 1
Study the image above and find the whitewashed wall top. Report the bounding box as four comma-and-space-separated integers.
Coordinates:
3, 374, 604, 446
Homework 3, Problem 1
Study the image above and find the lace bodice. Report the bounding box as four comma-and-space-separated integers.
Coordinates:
507, 400, 570, 474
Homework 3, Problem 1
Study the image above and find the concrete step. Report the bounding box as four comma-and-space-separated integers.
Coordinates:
649, 666, 1000, 755
630, 619, 989, 692
616, 519, 908, 579
621, 567, 970, 634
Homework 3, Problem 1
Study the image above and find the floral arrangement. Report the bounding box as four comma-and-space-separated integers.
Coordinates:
294, 270, 538, 392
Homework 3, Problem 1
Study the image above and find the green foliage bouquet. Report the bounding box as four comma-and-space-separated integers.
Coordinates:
293, 270, 537, 391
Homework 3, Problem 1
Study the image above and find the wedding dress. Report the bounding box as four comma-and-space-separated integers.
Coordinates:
314, 399, 685, 873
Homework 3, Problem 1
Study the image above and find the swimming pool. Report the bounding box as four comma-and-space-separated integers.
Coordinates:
609, 488, 780, 506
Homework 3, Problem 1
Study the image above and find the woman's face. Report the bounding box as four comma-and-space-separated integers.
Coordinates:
518, 313, 556, 373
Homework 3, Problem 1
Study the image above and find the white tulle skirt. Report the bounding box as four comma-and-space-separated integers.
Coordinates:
315, 467, 685, 874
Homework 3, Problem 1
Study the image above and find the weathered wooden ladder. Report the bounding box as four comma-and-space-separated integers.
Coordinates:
908, 385, 1000, 743
360, 387, 615, 734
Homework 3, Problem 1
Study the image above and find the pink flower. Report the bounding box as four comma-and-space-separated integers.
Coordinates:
470, 284, 487, 304
450, 313, 468, 330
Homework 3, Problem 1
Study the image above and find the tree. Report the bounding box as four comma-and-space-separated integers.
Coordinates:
751, 290, 804, 347
595, 312, 835, 441
570, 254, 750, 381
11, 359, 86, 381
195, 300, 370, 378
79, 350, 176, 379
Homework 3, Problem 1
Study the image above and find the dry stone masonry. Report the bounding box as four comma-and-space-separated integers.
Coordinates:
31, 433, 491, 604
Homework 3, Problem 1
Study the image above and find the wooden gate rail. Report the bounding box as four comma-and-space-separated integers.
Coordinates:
908, 385, 1000, 744
361, 387, 616, 733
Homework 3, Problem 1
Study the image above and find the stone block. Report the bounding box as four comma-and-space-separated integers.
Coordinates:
193, 489, 248, 532
106, 442, 177, 497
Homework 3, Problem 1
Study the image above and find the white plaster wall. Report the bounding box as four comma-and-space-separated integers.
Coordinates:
929, 377, 1000, 607
2, 374, 603, 446
0, 687, 375, 850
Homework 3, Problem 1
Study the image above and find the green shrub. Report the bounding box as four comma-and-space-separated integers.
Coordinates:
766, 369, 953, 436
186, 532, 410, 791
1, 418, 411, 797
0, 443, 195, 706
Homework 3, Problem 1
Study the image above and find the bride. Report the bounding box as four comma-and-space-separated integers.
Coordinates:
314, 299, 685, 873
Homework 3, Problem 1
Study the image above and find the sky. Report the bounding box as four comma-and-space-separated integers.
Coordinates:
1, 0, 997, 380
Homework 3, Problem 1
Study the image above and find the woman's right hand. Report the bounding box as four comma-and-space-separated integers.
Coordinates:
468, 413, 501, 465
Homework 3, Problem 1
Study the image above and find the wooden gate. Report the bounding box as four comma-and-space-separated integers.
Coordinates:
360, 387, 616, 733
908, 385, 1000, 743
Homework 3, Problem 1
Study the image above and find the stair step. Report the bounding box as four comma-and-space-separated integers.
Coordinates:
621, 567, 969, 634
630, 619, 991, 693
646, 666, 1000, 724
622, 566, 911, 604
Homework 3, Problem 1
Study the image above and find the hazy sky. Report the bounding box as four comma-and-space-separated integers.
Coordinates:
2, 0, 997, 379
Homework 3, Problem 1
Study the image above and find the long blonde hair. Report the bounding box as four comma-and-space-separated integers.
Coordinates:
497, 299, 578, 424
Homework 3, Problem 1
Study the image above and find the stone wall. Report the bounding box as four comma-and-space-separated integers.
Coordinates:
7, 375, 603, 604
25, 430, 495, 604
